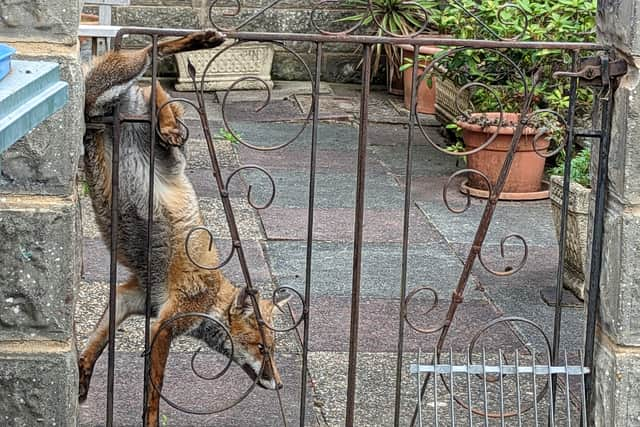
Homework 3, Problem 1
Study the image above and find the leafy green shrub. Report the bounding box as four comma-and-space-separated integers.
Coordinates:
410, 0, 597, 115
548, 147, 591, 187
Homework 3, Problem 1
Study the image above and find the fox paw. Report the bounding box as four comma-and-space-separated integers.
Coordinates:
160, 126, 186, 146
190, 30, 226, 49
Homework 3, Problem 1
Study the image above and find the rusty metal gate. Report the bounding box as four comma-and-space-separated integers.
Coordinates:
83, 1, 627, 426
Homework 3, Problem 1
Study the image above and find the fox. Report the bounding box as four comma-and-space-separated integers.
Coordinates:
79, 30, 289, 426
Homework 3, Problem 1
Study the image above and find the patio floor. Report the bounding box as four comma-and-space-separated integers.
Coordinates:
75, 81, 585, 426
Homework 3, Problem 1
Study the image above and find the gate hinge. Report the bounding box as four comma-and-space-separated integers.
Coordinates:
553, 55, 628, 86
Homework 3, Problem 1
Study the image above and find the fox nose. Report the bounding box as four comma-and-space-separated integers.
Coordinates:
276, 382, 283, 390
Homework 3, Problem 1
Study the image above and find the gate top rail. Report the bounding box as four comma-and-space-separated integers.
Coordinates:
113, 27, 606, 51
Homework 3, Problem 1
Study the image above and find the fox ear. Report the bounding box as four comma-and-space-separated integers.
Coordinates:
232, 287, 254, 316
271, 292, 292, 314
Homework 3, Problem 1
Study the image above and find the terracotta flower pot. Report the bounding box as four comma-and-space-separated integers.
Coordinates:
80, 13, 99, 43
399, 45, 442, 114
458, 112, 550, 197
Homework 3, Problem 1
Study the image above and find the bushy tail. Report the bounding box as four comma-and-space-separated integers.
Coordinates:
84, 30, 225, 117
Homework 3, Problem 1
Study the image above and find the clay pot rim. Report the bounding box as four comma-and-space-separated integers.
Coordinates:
457, 112, 545, 136
398, 44, 442, 55
81, 13, 99, 24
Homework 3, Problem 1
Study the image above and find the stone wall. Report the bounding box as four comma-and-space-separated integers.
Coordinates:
591, 0, 640, 425
89, 0, 368, 83
0, 0, 83, 425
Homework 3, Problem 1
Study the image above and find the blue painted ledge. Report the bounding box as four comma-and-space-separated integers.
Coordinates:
0, 60, 69, 154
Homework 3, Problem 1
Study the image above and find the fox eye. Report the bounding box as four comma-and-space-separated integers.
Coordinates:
257, 343, 266, 353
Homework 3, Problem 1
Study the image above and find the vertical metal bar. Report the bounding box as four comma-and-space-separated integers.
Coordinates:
467, 352, 473, 426
515, 349, 523, 427
433, 348, 438, 426
450, 349, 456, 426
547, 351, 556, 427
584, 55, 613, 410
564, 350, 572, 426
393, 44, 421, 427
551, 49, 580, 408
417, 348, 423, 427
142, 35, 159, 426
345, 43, 372, 426
531, 350, 539, 427
299, 41, 323, 427
580, 351, 588, 426
482, 348, 489, 427
498, 349, 505, 427
106, 99, 121, 427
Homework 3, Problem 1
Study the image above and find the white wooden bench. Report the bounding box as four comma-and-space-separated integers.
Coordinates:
78, 0, 128, 56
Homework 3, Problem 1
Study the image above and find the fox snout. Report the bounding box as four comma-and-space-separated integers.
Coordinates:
241, 359, 283, 390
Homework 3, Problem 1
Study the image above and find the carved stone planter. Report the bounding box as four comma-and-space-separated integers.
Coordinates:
174, 41, 275, 91
550, 175, 591, 300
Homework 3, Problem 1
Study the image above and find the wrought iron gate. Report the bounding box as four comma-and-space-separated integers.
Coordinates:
86, 1, 628, 425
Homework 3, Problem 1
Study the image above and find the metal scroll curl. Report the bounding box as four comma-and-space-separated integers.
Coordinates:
443, 169, 493, 214
208, 0, 283, 32
412, 47, 528, 158
526, 109, 569, 158
261, 286, 306, 333
225, 165, 276, 210
447, 0, 529, 41
477, 233, 529, 277
403, 287, 448, 335
198, 40, 314, 151
148, 312, 266, 415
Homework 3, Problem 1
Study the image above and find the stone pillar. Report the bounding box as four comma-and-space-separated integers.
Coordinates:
0, 1, 83, 426
591, 1, 640, 426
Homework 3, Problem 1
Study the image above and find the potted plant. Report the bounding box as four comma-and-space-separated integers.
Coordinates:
548, 147, 591, 300
338, 0, 440, 94
425, 0, 597, 199
398, 45, 441, 114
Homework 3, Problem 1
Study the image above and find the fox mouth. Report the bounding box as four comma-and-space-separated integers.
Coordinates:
241, 363, 272, 390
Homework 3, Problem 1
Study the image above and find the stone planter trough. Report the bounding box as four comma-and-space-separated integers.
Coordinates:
550, 175, 591, 300
174, 41, 275, 92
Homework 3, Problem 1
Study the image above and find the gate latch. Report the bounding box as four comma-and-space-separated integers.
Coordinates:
553, 55, 628, 85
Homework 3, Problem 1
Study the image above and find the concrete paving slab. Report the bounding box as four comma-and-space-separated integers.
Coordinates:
294, 94, 410, 124
198, 197, 265, 241
224, 122, 360, 152
370, 144, 459, 177
302, 296, 515, 353
79, 352, 318, 426
82, 238, 271, 286
186, 168, 248, 198
259, 207, 441, 243
184, 136, 238, 169
246, 170, 405, 209
221, 99, 306, 122
363, 123, 433, 146
416, 198, 558, 247
215, 80, 333, 103
394, 175, 466, 203
236, 145, 386, 174
265, 241, 483, 299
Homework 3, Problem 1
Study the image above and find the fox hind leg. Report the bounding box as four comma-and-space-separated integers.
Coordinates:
78, 277, 145, 403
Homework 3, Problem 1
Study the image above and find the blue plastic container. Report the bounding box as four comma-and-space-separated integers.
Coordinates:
0, 44, 16, 81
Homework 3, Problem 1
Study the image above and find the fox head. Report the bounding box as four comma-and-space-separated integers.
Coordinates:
226, 287, 291, 390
